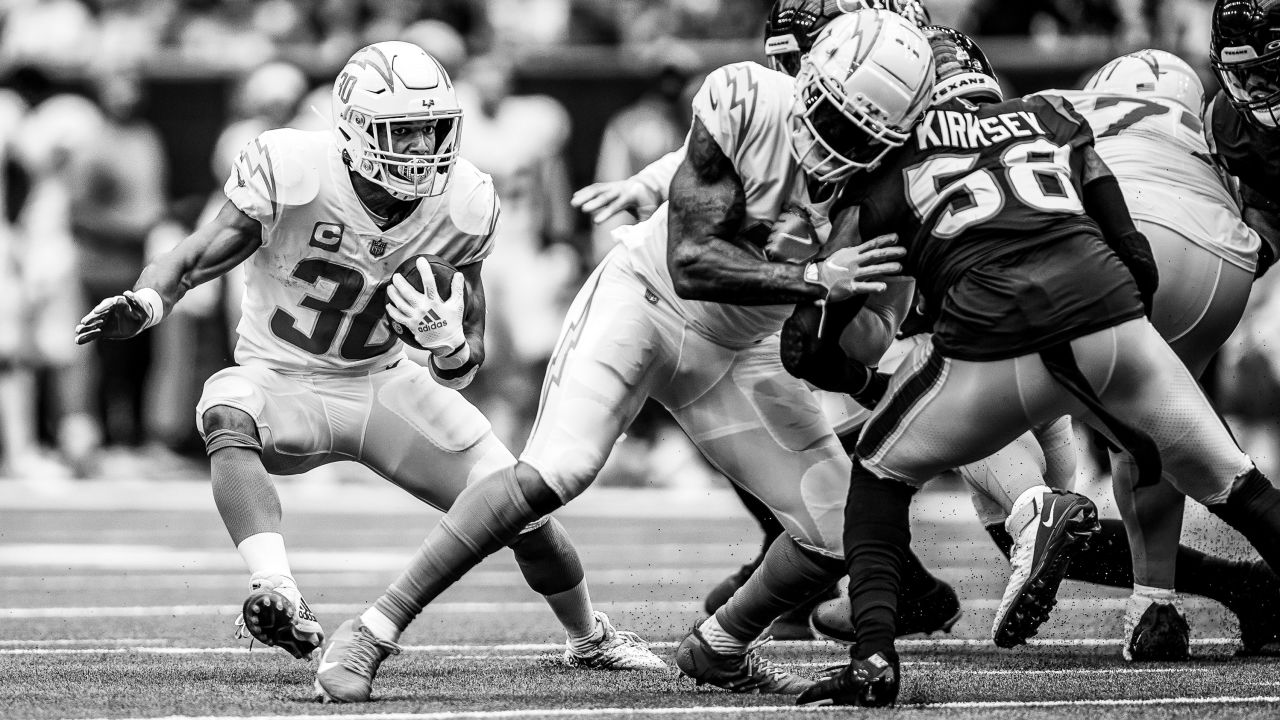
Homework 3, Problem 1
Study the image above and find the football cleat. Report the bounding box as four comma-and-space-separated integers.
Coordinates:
563, 611, 667, 670
1226, 559, 1280, 656
675, 627, 813, 694
313, 619, 402, 703
810, 580, 962, 645
1123, 594, 1190, 662
992, 487, 1100, 648
795, 650, 900, 707
234, 573, 324, 660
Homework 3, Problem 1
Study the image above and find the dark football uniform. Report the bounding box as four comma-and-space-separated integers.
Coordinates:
841, 94, 1145, 361
1206, 88, 1280, 233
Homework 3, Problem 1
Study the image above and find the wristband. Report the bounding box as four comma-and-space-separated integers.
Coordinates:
133, 288, 164, 330
432, 342, 471, 370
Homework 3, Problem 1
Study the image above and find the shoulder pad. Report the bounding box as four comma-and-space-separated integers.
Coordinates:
691, 62, 790, 157
225, 128, 323, 223
448, 158, 500, 237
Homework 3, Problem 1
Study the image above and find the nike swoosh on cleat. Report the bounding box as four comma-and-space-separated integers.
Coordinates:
1042, 503, 1059, 528
317, 659, 343, 674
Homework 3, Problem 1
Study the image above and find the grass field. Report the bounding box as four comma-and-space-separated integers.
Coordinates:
2, 472, 1279, 719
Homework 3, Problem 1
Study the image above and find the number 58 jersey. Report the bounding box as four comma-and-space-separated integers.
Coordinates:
846, 94, 1144, 360
224, 128, 499, 373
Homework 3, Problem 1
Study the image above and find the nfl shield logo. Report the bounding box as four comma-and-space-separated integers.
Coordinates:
369, 237, 387, 257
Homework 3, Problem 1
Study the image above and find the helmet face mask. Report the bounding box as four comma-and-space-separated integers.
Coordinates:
332, 41, 463, 199
1211, 0, 1280, 128
787, 10, 935, 182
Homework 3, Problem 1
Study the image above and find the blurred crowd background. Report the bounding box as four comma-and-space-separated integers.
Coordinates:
1, 0, 1275, 489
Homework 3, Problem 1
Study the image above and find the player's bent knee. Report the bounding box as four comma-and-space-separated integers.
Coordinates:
508, 516, 585, 595
514, 461, 565, 516
201, 405, 263, 456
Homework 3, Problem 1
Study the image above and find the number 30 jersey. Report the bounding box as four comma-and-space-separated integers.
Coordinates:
1045, 90, 1257, 273
225, 128, 499, 373
845, 94, 1143, 360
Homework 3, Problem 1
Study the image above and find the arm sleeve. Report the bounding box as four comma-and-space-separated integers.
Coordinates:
1082, 173, 1158, 310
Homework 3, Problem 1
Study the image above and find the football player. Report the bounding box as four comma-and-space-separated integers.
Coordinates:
74, 41, 664, 691
1208, 0, 1280, 280
796, 27, 1280, 707
312, 10, 935, 701
571, 0, 959, 642
806, 46, 1280, 662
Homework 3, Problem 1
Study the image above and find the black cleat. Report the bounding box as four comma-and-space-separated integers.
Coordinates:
809, 580, 962, 645
1227, 560, 1280, 656
796, 650, 899, 707
1123, 597, 1190, 662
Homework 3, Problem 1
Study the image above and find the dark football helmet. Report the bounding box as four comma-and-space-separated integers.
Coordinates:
764, 0, 932, 77
923, 25, 1003, 106
1211, 0, 1280, 127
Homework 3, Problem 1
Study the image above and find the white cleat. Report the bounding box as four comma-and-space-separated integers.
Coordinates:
235, 573, 324, 660
563, 611, 667, 670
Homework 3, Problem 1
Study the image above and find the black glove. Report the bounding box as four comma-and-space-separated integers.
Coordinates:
1111, 230, 1159, 316
781, 300, 887, 409
1257, 239, 1276, 279
74, 292, 154, 345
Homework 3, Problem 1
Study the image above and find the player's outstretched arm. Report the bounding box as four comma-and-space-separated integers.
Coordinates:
571, 147, 684, 225
74, 199, 262, 344
667, 118, 903, 306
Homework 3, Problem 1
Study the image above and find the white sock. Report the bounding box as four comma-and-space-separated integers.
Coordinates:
698, 614, 750, 655
1133, 583, 1177, 605
568, 614, 605, 654
237, 532, 292, 581
360, 607, 402, 643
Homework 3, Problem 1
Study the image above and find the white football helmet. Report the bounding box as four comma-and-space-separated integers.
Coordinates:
789, 9, 935, 182
332, 41, 462, 199
1084, 49, 1204, 113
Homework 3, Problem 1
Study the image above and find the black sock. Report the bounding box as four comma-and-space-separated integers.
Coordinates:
900, 546, 941, 597
845, 463, 916, 659
1207, 469, 1280, 576
714, 533, 843, 640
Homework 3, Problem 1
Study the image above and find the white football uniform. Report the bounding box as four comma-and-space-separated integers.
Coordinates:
1041, 91, 1260, 588
224, 128, 498, 373
197, 129, 512, 501
522, 62, 851, 556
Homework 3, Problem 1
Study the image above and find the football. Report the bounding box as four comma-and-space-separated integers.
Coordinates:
387, 253, 459, 350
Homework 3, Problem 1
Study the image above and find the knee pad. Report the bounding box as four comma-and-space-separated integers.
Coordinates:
201, 405, 263, 456
508, 516, 584, 595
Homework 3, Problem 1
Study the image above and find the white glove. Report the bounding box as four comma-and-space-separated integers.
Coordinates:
570, 180, 659, 224
803, 235, 906, 302
386, 258, 467, 356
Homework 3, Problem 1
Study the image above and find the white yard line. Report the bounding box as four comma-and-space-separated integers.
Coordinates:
0, 638, 1248, 656
61, 695, 1280, 720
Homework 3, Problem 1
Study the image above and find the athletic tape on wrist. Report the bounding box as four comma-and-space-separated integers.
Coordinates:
134, 287, 164, 330
433, 342, 471, 370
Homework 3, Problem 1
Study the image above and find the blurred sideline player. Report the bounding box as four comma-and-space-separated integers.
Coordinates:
797, 27, 1280, 707
74, 41, 663, 684
312, 10, 937, 702
806, 47, 1280, 663
570, 0, 953, 640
